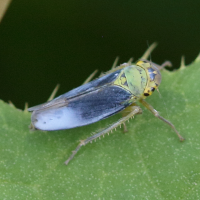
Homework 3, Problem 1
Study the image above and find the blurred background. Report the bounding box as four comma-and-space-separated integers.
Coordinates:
0, 0, 200, 109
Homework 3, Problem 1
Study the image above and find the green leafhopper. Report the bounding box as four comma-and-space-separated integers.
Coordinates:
28, 44, 184, 165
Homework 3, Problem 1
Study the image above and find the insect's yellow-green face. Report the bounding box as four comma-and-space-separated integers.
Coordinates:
136, 60, 162, 98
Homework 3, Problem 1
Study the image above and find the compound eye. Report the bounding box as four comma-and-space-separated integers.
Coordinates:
144, 93, 150, 96
149, 66, 162, 87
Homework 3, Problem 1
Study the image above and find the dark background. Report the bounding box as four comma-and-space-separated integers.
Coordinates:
0, 0, 199, 109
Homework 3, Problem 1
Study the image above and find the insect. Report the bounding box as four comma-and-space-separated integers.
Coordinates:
28, 45, 184, 165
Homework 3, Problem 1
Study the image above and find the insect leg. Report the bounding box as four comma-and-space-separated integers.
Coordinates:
139, 99, 184, 141
151, 60, 172, 71
160, 61, 172, 69
120, 103, 142, 133
65, 105, 142, 165
122, 123, 128, 133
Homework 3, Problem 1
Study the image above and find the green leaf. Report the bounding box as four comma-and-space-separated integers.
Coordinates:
1, 57, 200, 199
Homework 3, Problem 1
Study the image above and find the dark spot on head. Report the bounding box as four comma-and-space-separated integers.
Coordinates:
151, 87, 155, 92
144, 93, 150, 96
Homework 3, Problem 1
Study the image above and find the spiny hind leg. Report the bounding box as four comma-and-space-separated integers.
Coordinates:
65, 105, 142, 165
120, 103, 142, 133
139, 99, 184, 141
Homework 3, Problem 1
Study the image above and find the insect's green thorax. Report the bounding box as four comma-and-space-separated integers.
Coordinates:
113, 65, 147, 98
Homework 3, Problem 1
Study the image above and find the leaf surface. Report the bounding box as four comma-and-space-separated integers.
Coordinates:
1, 59, 200, 199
